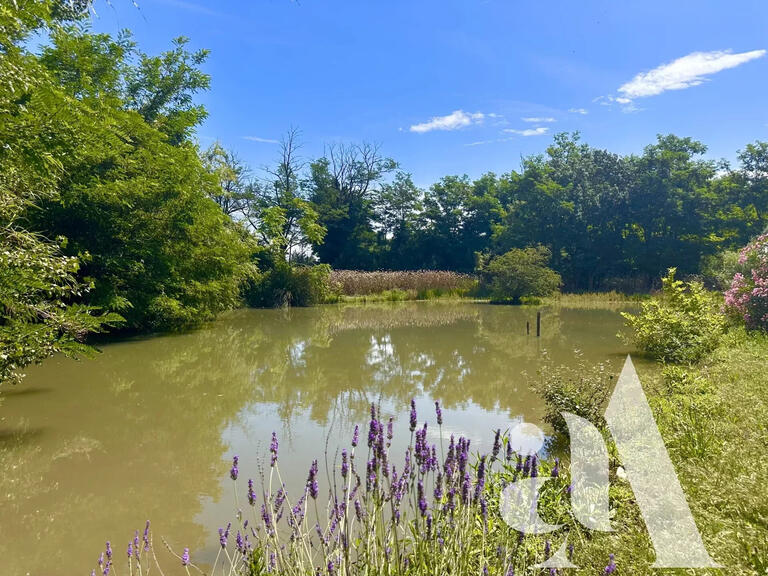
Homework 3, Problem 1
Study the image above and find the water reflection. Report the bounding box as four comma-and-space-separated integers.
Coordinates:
0, 302, 641, 575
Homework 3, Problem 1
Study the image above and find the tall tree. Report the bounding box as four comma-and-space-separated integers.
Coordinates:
308, 142, 396, 268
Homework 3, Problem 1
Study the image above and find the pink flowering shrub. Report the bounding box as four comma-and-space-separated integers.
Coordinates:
724, 234, 768, 331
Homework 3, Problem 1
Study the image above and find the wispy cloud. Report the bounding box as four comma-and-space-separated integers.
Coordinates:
243, 136, 279, 144
603, 49, 766, 111
521, 116, 556, 123
464, 139, 496, 147
503, 126, 549, 137
410, 110, 486, 133
568, 108, 589, 115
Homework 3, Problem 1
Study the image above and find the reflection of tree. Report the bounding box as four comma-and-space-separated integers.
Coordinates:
0, 302, 634, 575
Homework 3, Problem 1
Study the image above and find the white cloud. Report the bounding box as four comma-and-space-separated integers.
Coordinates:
465, 139, 495, 147
521, 116, 556, 123
618, 49, 766, 100
568, 108, 589, 115
503, 126, 549, 137
243, 136, 279, 144
410, 110, 485, 133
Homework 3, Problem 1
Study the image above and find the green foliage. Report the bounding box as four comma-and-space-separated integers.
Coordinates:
622, 268, 725, 363
535, 358, 614, 435
700, 249, 742, 289
2, 19, 254, 332
476, 246, 561, 303
244, 264, 332, 308
0, 1, 123, 384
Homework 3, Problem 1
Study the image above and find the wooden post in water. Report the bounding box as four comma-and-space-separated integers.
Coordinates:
536, 311, 541, 337
526, 320, 530, 335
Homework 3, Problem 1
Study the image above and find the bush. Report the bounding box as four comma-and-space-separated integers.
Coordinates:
724, 233, 768, 331
476, 246, 561, 304
622, 268, 725, 363
535, 359, 614, 435
245, 263, 333, 307
700, 249, 742, 290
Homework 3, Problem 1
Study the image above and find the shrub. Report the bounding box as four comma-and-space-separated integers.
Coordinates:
245, 264, 333, 307
700, 249, 742, 290
622, 268, 725, 363
535, 359, 614, 435
724, 234, 768, 331
476, 246, 561, 304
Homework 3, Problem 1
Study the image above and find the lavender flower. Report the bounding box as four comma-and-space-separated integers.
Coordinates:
417, 480, 427, 516
409, 399, 417, 432
492, 429, 501, 460
604, 553, 617, 574
270, 432, 279, 467
307, 459, 319, 499
230, 455, 239, 481
142, 521, 150, 551
341, 449, 348, 478
105, 542, 112, 561
247, 478, 256, 506
352, 425, 359, 448
181, 548, 190, 566
435, 401, 443, 425
552, 457, 560, 478
126, 542, 133, 559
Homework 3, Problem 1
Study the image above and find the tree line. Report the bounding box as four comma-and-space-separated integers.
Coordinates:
2, 1, 768, 382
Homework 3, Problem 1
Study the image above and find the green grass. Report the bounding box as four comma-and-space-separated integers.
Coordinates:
324, 287, 478, 303
543, 291, 650, 308
578, 327, 768, 574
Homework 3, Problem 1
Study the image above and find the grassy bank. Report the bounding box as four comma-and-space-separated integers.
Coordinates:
580, 327, 768, 574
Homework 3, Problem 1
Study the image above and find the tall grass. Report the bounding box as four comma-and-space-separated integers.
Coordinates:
329, 270, 477, 299
91, 402, 621, 576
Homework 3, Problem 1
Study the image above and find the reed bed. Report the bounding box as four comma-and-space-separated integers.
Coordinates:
92, 402, 619, 576
329, 270, 477, 298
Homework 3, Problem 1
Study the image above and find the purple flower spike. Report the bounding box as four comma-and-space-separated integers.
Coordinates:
605, 553, 617, 574
181, 548, 190, 566
492, 429, 501, 460
270, 433, 279, 467
127, 542, 133, 559
143, 521, 150, 551
409, 399, 417, 432
230, 455, 239, 481
247, 478, 256, 506
352, 425, 359, 448
435, 401, 443, 426
307, 460, 319, 499
105, 542, 112, 560
341, 450, 349, 478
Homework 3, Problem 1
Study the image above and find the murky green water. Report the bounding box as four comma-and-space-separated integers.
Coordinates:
0, 302, 648, 575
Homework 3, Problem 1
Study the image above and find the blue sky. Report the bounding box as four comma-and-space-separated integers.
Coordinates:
89, 0, 768, 186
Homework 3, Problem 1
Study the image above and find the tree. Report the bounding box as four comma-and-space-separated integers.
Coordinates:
374, 171, 422, 268
26, 22, 253, 331
0, 0, 121, 384
476, 246, 561, 303
201, 142, 251, 216
308, 142, 396, 268
244, 129, 325, 263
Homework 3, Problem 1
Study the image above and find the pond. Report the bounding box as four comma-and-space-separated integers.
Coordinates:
0, 302, 650, 575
